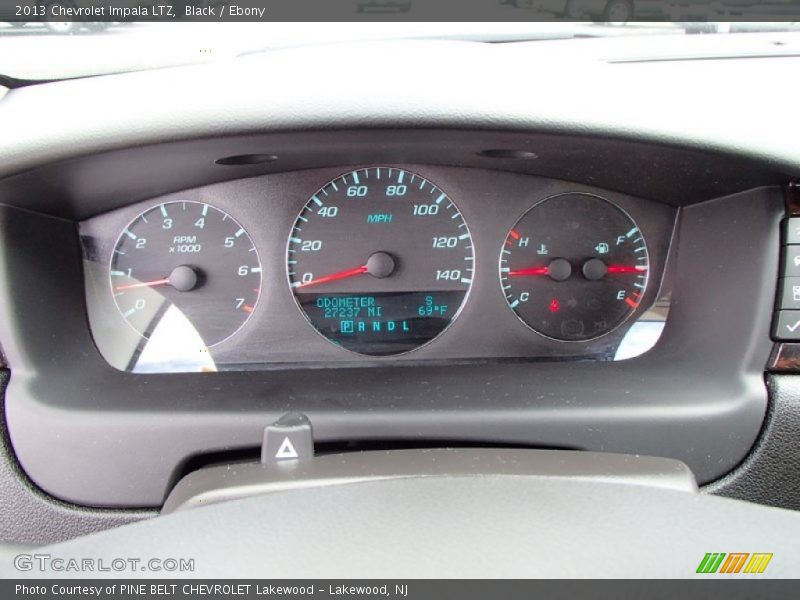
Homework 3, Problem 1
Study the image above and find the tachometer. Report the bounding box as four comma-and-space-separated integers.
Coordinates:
500, 193, 648, 341
288, 167, 473, 356
110, 201, 262, 347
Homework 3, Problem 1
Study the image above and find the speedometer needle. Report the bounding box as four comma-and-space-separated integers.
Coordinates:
294, 252, 397, 289
294, 265, 368, 289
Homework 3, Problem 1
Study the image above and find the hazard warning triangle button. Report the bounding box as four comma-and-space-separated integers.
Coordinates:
261, 413, 314, 464
275, 437, 299, 459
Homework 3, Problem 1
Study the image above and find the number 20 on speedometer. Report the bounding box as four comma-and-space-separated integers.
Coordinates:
287, 167, 474, 356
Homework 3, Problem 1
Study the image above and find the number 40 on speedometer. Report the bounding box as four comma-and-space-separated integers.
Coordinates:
287, 167, 474, 356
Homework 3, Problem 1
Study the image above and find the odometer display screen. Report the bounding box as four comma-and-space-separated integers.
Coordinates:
288, 167, 474, 356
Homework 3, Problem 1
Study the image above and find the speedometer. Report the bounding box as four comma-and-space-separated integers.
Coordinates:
288, 167, 474, 356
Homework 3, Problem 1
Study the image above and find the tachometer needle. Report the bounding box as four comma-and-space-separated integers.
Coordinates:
114, 266, 199, 292
294, 265, 368, 289
115, 278, 170, 291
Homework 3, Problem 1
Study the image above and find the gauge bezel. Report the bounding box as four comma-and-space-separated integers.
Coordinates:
285, 166, 476, 358
498, 191, 650, 343
108, 199, 263, 348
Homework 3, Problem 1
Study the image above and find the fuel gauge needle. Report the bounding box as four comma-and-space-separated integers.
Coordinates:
606, 265, 648, 274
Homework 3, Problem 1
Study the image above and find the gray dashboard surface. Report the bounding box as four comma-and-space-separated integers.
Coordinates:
1, 40, 800, 179
7, 474, 800, 578
162, 448, 699, 513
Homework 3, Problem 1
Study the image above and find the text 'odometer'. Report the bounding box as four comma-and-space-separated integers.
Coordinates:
288, 167, 474, 356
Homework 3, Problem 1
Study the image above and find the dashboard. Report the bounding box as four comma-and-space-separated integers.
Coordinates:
0, 38, 798, 534
0, 126, 779, 510
79, 166, 674, 373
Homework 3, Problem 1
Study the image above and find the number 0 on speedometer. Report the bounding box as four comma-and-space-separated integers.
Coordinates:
288, 167, 474, 356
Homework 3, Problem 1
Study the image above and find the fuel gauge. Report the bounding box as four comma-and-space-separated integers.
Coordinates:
500, 193, 648, 341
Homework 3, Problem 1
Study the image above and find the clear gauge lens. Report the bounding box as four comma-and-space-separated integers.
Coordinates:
110, 201, 262, 347
288, 167, 474, 356
500, 193, 649, 341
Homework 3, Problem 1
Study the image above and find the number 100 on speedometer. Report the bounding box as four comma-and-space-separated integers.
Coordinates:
287, 167, 474, 356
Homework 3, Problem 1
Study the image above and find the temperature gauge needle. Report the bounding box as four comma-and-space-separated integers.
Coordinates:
294, 265, 368, 289
509, 258, 571, 281
508, 266, 549, 277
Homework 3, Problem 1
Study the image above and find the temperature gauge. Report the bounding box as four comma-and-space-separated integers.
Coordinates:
500, 193, 648, 341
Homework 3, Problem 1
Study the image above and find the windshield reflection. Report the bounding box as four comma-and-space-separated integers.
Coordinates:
2, 19, 799, 81
133, 303, 217, 373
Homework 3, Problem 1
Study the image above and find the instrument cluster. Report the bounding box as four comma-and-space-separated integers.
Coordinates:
79, 165, 675, 372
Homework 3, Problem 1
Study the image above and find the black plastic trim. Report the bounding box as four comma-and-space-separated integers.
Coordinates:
706, 374, 800, 511
0, 371, 153, 544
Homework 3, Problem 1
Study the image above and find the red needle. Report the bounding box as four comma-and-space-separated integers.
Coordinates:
295, 265, 368, 289
607, 265, 648, 274
508, 266, 550, 277
509, 264, 647, 277
115, 278, 170, 291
